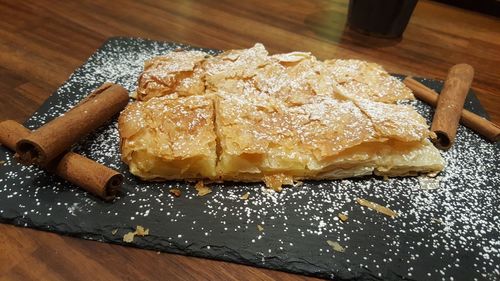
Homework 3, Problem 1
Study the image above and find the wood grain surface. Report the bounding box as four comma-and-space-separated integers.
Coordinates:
0, 0, 499, 280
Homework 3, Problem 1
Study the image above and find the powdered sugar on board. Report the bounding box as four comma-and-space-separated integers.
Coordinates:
0, 38, 498, 281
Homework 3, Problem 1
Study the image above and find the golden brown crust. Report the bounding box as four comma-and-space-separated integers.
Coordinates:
136, 51, 208, 101
119, 43, 444, 187
324, 59, 414, 103
118, 95, 217, 180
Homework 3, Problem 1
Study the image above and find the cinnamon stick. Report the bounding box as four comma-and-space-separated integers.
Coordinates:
0, 120, 31, 149
403, 77, 499, 142
16, 83, 129, 166
0, 120, 123, 201
427, 64, 474, 149
52, 153, 122, 200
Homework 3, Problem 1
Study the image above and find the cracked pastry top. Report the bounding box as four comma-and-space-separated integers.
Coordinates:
119, 43, 444, 189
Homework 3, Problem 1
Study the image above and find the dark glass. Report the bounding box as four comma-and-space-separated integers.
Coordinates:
347, 0, 418, 38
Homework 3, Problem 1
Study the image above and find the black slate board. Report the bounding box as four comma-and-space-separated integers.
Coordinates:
0, 37, 499, 281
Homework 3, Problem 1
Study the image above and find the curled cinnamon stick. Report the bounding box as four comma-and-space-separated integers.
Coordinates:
428, 64, 474, 149
16, 83, 129, 166
403, 77, 499, 142
0, 120, 123, 201
52, 153, 122, 200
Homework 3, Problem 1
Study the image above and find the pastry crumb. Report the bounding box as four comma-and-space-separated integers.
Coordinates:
326, 240, 345, 252
240, 192, 249, 200
123, 232, 135, 243
135, 225, 149, 236
263, 174, 293, 192
195, 181, 212, 196
293, 181, 303, 187
356, 198, 398, 218
111, 228, 118, 235
338, 213, 348, 222
431, 218, 444, 224
257, 224, 264, 232
169, 188, 182, 197
123, 225, 150, 243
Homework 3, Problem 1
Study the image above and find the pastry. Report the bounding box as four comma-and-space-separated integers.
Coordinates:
119, 44, 445, 190
119, 94, 217, 180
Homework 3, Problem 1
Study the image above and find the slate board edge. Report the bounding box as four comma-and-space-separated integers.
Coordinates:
0, 215, 335, 280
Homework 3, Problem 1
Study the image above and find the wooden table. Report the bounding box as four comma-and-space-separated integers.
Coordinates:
0, 1, 498, 280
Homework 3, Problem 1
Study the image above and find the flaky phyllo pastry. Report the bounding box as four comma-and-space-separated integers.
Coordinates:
118, 44, 444, 191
